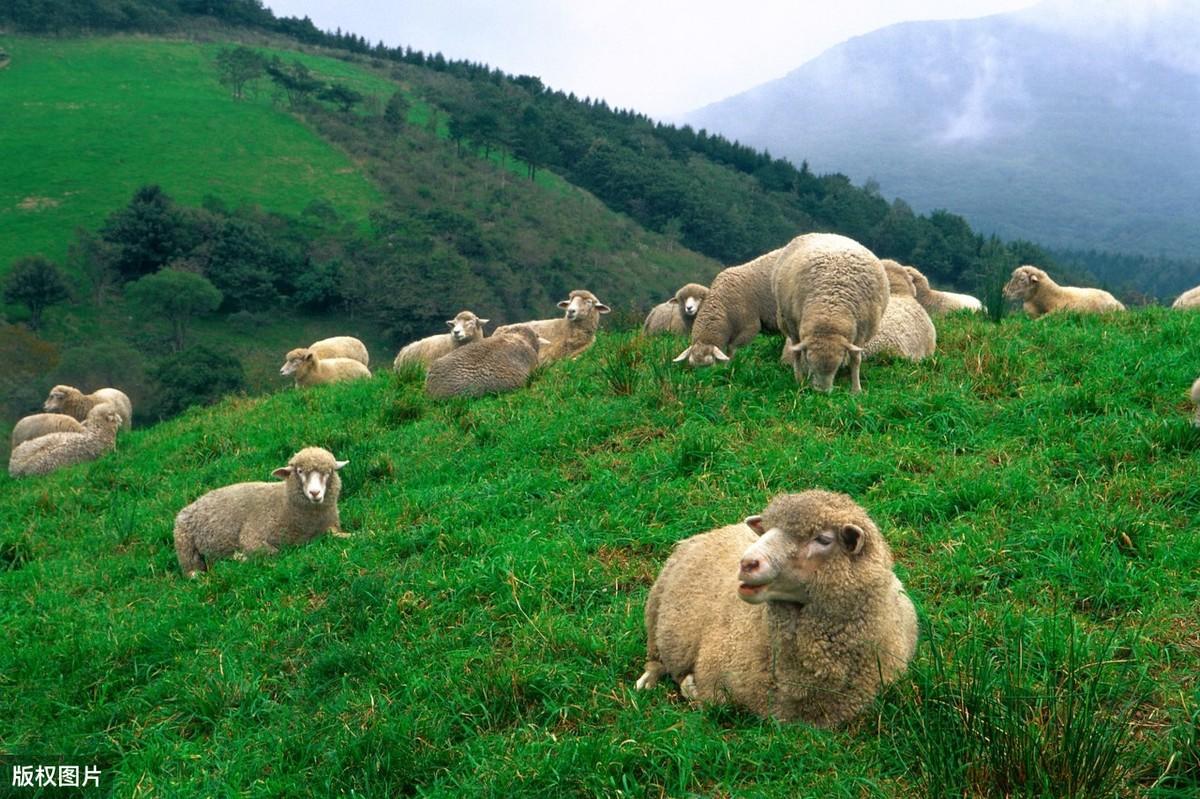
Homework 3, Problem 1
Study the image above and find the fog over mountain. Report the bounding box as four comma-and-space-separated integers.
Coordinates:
683, 0, 1200, 258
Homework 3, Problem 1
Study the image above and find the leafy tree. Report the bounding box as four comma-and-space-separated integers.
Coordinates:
383, 91, 409, 130
319, 82, 363, 113
215, 45, 266, 99
100, 185, 192, 281
66, 228, 121, 307
125, 269, 223, 351
200, 217, 287, 311
148, 344, 246, 420
2, 255, 70, 330
266, 57, 321, 107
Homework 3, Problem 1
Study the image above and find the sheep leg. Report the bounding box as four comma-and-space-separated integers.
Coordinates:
679, 674, 699, 701
636, 661, 666, 691
174, 528, 206, 578
848, 350, 863, 393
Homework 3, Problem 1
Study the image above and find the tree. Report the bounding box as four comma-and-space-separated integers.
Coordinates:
265, 57, 321, 107
148, 344, 246, 420
3, 256, 70, 330
125, 269, 222, 351
100, 185, 192, 281
318, 82, 362, 113
214, 46, 265, 100
66, 228, 120, 307
383, 91, 409, 131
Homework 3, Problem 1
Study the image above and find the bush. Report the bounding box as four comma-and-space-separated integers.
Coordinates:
147, 344, 246, 419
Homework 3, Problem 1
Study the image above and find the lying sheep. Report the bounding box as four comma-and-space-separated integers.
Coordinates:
863, 260, 936, 361
674, 248, 784, 366
903, 266, 984, 316
393, 311, 488, 370
495, 289, 610, 364
173, 446, 348, 577
43, 385, 133, 430
774, 233, 889, 392
643, 283, 710, 336
280, 348, 371, 388
9, 403, 124, 478
1192, 377, 1200, 426
636, 490, 918, 728
11, 413, 84, 449
1171, 286, 1200, 310
310, 336, 370, 367
425, 326, 547, 399
1003, 265, 1125, 319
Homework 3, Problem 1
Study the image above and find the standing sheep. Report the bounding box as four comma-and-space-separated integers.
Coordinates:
173, 446, 348, 577
9, 403, 124, 477
674, 248, 784, 367
425, 326, 547, 399
11, 413, 84, 449
43, 385, 133, 430
1003, 265, 1125, 319
393, 311, 489, 370
309, 336, 370, 367
494, 289, 610, 364
773, 233, 889, 392
636, 490, 917, 727
1171, 286, 1200, 310
643, 283, 710, 336
903, 266, 984, 316
863, 260, 936, 361
280, 348, 371, 388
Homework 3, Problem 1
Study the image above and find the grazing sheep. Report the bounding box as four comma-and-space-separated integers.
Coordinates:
1003, 265, 1125, 319
11, 413, 83, 449
1191, 377, 1200, 426
1171, 286, 1200, 310
903, 266, 984, 316
674, 248, 784, 367
173, 446, 347, 577
9, 403, 123, 477
863, 260, 936, 361
425, 326, 547, 399
495, 289, 610, 364
309, 336, 370, 367
280, 348, 371, 388
43, 385, 133, 430
643, 283, 710, 336
393, 311, 489, 370
636, 490, 918, 727
773, 233, 889, 392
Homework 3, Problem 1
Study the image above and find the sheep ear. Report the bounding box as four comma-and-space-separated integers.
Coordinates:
478, 318, 489, 325
668, 297, 679, 305
744, 515, 766, 535
846, 343, 864, 354
334, 460, 348, 471
1029, 273, 1040, 283
272, 467, 293, 479
595, 303, 611, 313
445, 320, 455, 328
673, 346, 693, 362
712, 347, 730, 362
839, 524, 866, 555
557, 300, 570, 309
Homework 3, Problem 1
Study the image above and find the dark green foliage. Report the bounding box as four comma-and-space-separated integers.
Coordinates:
2, 255, 70, 330
125, 269, 222, 351
383, 90, 409, 131
100, 185, 192, 281
265, 56, 321, 107
214, 45, 265, 99
318, 81, 362, 113
146, 344, 246, 419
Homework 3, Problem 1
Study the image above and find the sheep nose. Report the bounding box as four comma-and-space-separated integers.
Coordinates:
739, 557, 762, 576
309, 489, 321, 499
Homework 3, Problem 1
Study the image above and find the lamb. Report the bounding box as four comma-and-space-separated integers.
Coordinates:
494, 289, 610, 364
309, 336, 370, 367
674, 248, 784, 367
173, 446, 348, 577
1191, 377, 1200, 426
635, 490, 918, 728
643, 283, 710, 336
8, 403, 124, 477
903, 266, 984, 316
11, 413, 83, 449
1171, 286, 1200, 310
773, 233, 889, 392
43, 384, 133, 430
1002, 265, 1126, 319
424, 325, 548, 399
280, 348, 371, 388
862, 260, 936, 361
393, 311, 489, 370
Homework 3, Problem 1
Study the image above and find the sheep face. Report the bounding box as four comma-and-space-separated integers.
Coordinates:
792, 337, 860, 392
673, 284, 708, 318
673, 343, 730, 367
447, 312, 487, 343
273, 451, 348, 504
557, 291, 611, 322
1004, 266, 1043, 301
43, 385, 77, 413
280, 348, 314, 377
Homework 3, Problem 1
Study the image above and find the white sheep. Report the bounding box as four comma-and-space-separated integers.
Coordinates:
494, 289, 610, 364
309, 336, 370, 367
674, 248, 783, 367
1003, 265, 1125, 318
424, 326, 547, 399
636, 490, 917, 727
643, 283, 710, 336
1171, 286, 1200, 310
280, 348, 371, 388
173, 446, 348, 577
11, 413, 84, 449
393, 311, 489, 370
1191, 377, 1200, 426
773, 233, 889, 392
863, 260, 936, 361
8, 403, 124, 478
43, 384, 133, 430
903, 266, 984, 316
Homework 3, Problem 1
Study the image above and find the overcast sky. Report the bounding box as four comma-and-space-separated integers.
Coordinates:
264, 0, 1038, 119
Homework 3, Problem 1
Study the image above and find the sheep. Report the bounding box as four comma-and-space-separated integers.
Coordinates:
393, 311, 489, 370
1171, 286, 1200, 310
773, 233, 889, 392
280, 348, 371, 388
494, 289, 610, 364
173, 446, 347, 577
903, 266, 984, 316
1002, 265, 1125, 319
643, 283, 710, 336
862, 260, 936, 361
1191, 377, 1200, 426
309, 336, 370, 367
43, 385, 133, 430
8, 403, 123, 478
11, 413, 83, 449
635, 490, 918, 728
424, 326, 548, 399
674, 248, 784, 367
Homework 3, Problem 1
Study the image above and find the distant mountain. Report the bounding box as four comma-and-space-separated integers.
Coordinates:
683, 0, 1200, 259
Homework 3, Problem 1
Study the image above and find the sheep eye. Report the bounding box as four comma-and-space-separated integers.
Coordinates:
815, 533, 834, 546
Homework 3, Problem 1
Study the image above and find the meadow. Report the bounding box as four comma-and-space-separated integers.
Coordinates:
2, 309, 1199, 797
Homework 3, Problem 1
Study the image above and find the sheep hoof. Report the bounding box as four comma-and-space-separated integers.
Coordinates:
635, 662, 665, 691
680, 674, 699, 701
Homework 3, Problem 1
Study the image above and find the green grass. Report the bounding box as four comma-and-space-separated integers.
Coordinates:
2, 309, 1200, 796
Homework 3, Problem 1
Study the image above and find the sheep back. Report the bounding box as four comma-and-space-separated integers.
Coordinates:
311, 336, 369, 367
11, 413, 84, 449
424, 328, 541, 399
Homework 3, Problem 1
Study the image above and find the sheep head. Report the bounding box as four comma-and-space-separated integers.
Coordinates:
673, 283, 709, 318
1004, 265, 1045, 301
447, 311, 487, 343
673, 342, 730, 367
557, 290, 610, 323
280, 348, 315, 377
792, 336, 861, 393
273, 447, 348, 505
43, 385, 80, 413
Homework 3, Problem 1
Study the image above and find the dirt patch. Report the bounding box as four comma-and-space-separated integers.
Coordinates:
17, 196, 60, 211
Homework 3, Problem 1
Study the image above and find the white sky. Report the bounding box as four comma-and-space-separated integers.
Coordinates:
265, 0, 1038, 119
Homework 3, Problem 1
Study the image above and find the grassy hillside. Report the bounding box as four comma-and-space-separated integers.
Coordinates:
2, 310, 1199, 796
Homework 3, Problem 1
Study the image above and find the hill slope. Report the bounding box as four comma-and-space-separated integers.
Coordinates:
2, 311, 1199, 795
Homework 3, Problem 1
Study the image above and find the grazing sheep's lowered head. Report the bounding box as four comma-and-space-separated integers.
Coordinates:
673, 342, 730, 367
557, 289, 611, 323
273, 447, 348, 505
788, 336, 863, 393
1003, 265, 1046, 302
673, 283, 709, 318
448, 310, 488, 343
